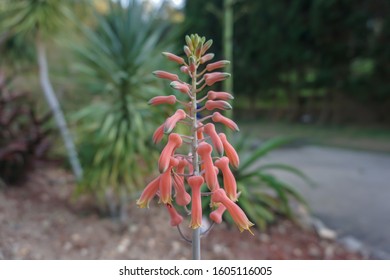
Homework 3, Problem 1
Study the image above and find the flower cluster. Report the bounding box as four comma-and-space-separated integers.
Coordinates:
137, 34, 254, 234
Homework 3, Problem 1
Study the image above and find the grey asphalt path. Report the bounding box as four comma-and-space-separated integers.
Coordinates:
259, 145, 390, 258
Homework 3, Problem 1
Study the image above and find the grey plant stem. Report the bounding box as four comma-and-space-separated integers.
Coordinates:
36, 38, 83, 181
191, 64, 201, 260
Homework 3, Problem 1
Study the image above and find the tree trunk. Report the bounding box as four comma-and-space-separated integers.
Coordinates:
36, 39, 83, 181
223, 0, 234, 133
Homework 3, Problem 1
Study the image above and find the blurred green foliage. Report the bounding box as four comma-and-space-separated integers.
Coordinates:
185, 0, 390, 124
72, 1, 178, 218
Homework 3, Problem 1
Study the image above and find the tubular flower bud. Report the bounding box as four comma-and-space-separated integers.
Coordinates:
170, 81, 190, 94
212, 112, 239, 132
185, 35, 193, 50
201, 39, 213, 55
158, 133, 182, 173
159, 157, 179, 204
184, 46, 191, 57
148, 95, 176, 106
204, 72, 230, 86
203, 123, 224, 156
197, 142, 218, 190
153, 70, 179, 81
209, 203, 227, 224
172, 173, 191, 206
205, 100, 232, 111
166, 203, 183, 226
207, 91, 234, 101
152, 123, 165, 144
180, 66, 189, 74
211, 189, 254, 234
136, 176, 160, 208
164, 109, 186, 134
187, 176, 204, 229
206, 60, 230, 72
200, 53, 215, 64
189, 57, 196, 72
215, 157, 237, 201
162, 52, 185, 65
219, 133, 240, 169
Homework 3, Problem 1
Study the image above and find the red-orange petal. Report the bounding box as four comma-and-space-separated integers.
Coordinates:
136, 176, 160, 208
204, 123, 224, 156
166, 204, 183, 226
152, 123, 165, 144
212, 112, 239, 132
164, 109, 186, 134
162, 52, 185, 65
148, 95, 176, 106
187, 176, 204, 229
215, 157, 237, 201
158, 133, 182, 173
219, 133, 240, 169
209, 203, 226, 224
207, 91, 234, 101
211, 189, 254, 234
197, 142, 218, 190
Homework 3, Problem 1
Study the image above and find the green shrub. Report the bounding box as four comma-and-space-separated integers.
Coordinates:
72, 1, 177, 221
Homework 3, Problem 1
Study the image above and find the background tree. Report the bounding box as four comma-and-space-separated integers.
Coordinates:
0, 0, 84, 180
184, 0, 390, 124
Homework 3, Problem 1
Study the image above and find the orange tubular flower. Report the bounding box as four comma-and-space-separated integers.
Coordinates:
153, 70, 179, 81
203, 123, 224, 156
197, 142, 218, 190
187, 176, 204, 229
164, 109, 186, 134
207, 91, 234, 101
209, 203, 227, 224
158, 133, 182, 173
148, 95, 176, 106
172, 174, 191, 206
152, 123, 165, 144
206, 60, 230, 72
159, 157, 179, 204
215, 157, 238, 201
173, 158, 192, 206
204, 72, 231, 86
166, 204, 183, 226
211, 189, 254, 234
219, 133, 240, 169
212, 112, 239, 132
162, 52, 185, 65
205, 100, 232, 111
136, 176, 160, 208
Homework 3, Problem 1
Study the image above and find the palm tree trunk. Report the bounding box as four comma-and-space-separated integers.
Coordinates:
36, 39, 83, 181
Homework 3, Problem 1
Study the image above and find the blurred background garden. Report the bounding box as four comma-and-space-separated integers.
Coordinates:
0, 0, 389, 259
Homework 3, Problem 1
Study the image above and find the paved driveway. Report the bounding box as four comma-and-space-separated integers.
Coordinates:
260, 145, 390, 258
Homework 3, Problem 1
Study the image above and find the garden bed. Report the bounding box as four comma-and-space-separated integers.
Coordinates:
0, 166, 363, 260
